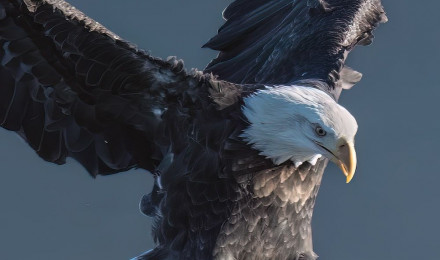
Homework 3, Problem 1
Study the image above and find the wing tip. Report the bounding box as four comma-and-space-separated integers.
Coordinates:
339, 66, 363, 90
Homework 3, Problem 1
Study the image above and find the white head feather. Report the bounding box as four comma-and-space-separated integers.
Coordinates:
241, 85, 358, 167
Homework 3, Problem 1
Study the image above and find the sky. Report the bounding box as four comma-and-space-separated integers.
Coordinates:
1, 0, 440, 259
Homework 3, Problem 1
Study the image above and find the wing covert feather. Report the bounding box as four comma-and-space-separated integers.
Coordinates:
204, 0, 387, 96
0, 0, 223, 176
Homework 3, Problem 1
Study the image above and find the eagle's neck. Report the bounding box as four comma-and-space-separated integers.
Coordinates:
213, 160, 327, 260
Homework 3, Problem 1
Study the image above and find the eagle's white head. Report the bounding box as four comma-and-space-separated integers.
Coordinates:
241, 85, 358, 183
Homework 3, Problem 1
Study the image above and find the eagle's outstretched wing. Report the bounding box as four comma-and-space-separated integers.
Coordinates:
0, 0, 230, 176
204, 0, 387, 98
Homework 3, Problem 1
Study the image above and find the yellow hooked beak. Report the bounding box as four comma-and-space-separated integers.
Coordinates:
330, 140, 357, 183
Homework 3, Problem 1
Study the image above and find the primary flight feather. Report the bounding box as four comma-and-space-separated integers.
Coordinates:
0, 0, 386, 259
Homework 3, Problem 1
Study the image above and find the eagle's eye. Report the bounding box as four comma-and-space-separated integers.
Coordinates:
315, 126, 327, 136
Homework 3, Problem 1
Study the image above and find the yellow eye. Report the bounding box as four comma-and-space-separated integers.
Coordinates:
315, 126, 327, 136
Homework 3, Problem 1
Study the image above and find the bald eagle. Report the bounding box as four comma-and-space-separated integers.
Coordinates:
0, 0, 386, 259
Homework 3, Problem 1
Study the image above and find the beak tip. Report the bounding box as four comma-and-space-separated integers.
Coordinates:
345, 171, 355, 184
